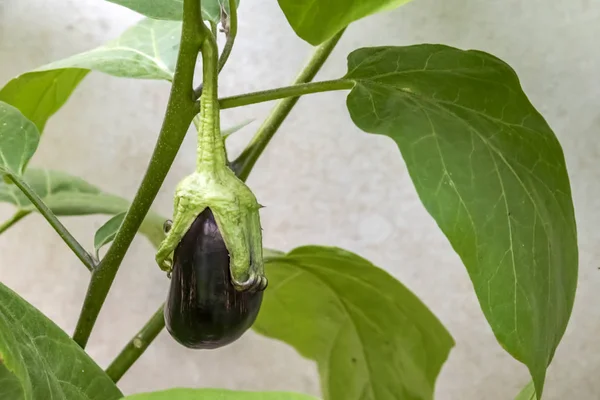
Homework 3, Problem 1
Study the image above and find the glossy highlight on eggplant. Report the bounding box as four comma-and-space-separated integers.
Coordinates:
164, 208, 263, 349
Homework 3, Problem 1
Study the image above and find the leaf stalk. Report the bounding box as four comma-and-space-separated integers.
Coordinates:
231, 28, 347, 180
0, 209, 30, 235
8, 174, 95, 271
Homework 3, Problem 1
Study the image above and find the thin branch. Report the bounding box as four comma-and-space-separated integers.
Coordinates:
0, 209, 30, 235
7, 175, 95, 271
218, 79, 353, 110
209, 21, 218, 39
229, 28, 347, 181
105, 305, 165, 382
217, 0, 238, 73
193, 0, 238, 100
72, 0, 208, 348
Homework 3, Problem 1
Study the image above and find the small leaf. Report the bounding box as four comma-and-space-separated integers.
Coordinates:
254, 246, 453, 400
106, 0, 240, 23
36, 18, 181, 81
343, 44, 578, 396
0, 102, 40, 175
0, 69, 88, 132
0, 168, 165, 248
515, 382, 536, 400
277, 0, 412, 45
0, 282, 123, 399
222, 118, 254, 139
123, 388, 317, 400
94, 212, 127, 256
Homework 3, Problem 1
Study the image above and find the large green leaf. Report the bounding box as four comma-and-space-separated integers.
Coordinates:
0, 69, 88, 132
37, 18, 181, 81
0, 168, 165, 247
343, 44, 578, 396
277, 0, 411, 45
123, 388, 317, 400
255, 246, 453, 400
0, 102, 40, 175
0, 282, 122, 399
106, 0, 240, 23
0, 18, 181, 135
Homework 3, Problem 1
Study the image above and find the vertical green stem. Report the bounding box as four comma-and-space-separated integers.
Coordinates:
196, 33, 226, 170
193, 0, 239, 101
231, 28, 346, 181
217, 0, 238, 73
72, 0, 206, 348
209, 21, 218, 38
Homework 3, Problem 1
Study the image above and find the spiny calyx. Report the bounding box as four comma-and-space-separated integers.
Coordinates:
155, 166, 267, 292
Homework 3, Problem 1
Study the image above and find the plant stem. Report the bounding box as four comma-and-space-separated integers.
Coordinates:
196, 29, 224, 170
0, 209, 30, 235
231, 28, 347, 181
105, 305, 166, 382
209, 21, 218, 38
103, 27, 347, 382
217, 0, 237, 73
192, 0, 238, 101
8, 174, 96, 271
218, 79, 353, 110
72, 0, 207, 349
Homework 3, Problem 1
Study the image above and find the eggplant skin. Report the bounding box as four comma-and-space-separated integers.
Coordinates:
165, 208, 263, 349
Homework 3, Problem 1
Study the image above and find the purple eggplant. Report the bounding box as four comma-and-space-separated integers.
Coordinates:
164, 208, 263, 349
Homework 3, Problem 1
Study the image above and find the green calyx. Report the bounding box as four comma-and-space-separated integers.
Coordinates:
155, 28, 266, 292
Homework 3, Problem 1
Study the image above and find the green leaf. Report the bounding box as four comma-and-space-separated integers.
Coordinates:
36, 18, 181, 81
94, 212, 127, 256
0, 363, 23, 399
106, 0, 240, 23
106, 0, 183, 20
343, 44, 578, 396
0, 168, 165, 248
0, 102, 40, 175
123, 388, 317, 400
0, 281, 123, 399
277, 0, 412, 45
0, 69, 89, 132
0, 169, 118, 214
254, 246, 453, 400
0, 18, 181, 137
515, 382, 536, 400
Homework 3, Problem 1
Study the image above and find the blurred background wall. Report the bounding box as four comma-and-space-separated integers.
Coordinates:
0, 0, 599, 398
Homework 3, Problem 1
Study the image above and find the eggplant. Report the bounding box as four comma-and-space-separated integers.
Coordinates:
164, 208, 263, 349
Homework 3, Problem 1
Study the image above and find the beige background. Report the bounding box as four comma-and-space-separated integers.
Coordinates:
1, 0, 599, 399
